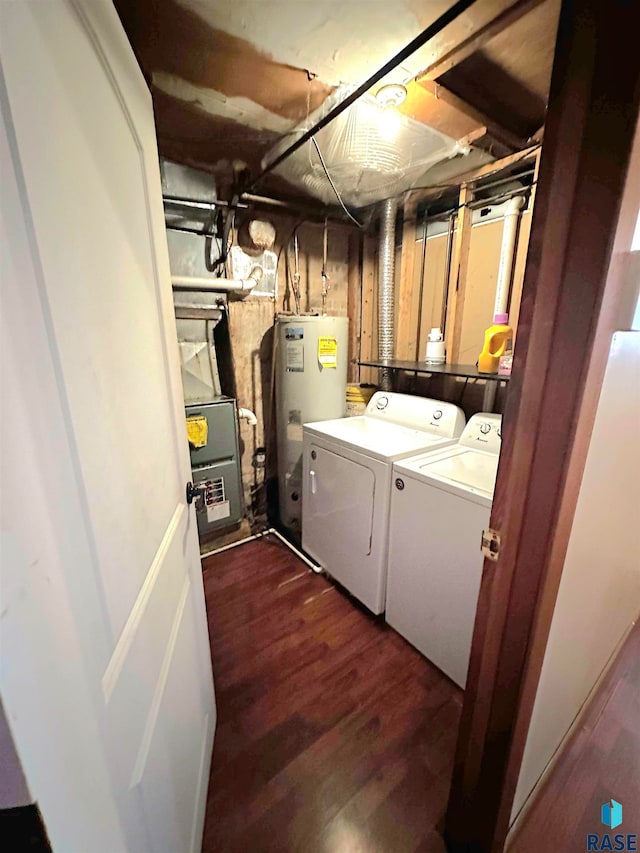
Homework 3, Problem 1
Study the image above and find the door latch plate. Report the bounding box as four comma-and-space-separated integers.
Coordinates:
481, 528, 501, 562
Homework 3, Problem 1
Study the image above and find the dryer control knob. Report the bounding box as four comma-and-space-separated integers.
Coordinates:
433, 409, 443, 420
480, 423, 492, 435
376, 396, 389, 410
395, 478, 405, 491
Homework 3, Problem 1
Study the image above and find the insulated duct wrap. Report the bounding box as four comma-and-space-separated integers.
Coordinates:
378, 198, 397, 391
262, 87, 467, 208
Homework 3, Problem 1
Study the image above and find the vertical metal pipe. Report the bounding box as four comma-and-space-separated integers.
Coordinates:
378, 198, 398, 390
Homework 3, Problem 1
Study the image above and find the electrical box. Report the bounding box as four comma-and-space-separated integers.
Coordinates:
186, 399, 243, 539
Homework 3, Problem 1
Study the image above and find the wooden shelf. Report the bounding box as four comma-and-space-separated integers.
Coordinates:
357, 358, 511, 382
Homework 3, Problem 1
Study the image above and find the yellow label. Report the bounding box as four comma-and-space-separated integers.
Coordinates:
186, 415, 208, 448
318, 336, 337, 368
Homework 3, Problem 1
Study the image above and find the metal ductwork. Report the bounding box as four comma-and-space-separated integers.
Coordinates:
378, 198, 398, 390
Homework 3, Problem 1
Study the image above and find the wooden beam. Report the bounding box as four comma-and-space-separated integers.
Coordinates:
346, 232, 363, 384
359, 236, 377, 385
444, 183, 474, 363
444, 0, 640, 848
399, 80, 487, 142
419, 80, 526, 152
404, 145, 539, 209
530, 123, 545, 143
454, 144, 539, 183
395, 199, 422, 360
417, 0, 548, 83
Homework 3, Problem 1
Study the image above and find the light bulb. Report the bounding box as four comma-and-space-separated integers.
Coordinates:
375, 83, 407, 108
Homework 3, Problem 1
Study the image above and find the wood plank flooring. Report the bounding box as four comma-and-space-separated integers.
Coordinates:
510, 621, 640, 852
200, 535, 463, 853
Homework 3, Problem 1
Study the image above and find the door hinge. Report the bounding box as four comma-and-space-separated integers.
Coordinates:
481, 528, 501, 562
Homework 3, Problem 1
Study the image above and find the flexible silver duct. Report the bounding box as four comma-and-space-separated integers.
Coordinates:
378, 198, 398, 390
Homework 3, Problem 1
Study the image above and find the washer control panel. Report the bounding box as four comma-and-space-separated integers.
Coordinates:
375, 395, 389, 410
365, 391, 465, 439
459, 413, 503, 454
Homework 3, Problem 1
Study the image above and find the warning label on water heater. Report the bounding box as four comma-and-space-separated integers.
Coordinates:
285, 340, 304, 372
318, 336, 337, 368
285, 327, 305, 372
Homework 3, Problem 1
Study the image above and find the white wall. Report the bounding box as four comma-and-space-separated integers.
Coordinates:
511, 329, 640, 820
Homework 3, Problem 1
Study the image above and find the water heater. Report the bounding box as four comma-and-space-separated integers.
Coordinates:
276, 314, 348, 534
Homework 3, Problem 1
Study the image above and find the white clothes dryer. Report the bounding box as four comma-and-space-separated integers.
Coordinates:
302, 392, 466, 614
386, 412, 502, 687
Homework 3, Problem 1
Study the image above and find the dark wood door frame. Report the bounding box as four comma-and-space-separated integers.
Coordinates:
444, 1, 640, 851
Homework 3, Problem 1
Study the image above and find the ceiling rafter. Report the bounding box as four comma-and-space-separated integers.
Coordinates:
418, 80, 526, 152
416, 0, 548, 83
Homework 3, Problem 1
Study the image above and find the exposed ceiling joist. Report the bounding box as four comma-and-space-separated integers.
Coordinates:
416, 0, 548, 82
453, 143, 539, 182
250, 0, 480, 189
400, 81, 486, 141
115, 0, 559, 206
418, 80, 526, 153
404, 143, 540, 207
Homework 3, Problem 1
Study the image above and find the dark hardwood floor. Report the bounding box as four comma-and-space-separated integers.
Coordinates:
201, 535, 463, 853
510, 621, 640, 851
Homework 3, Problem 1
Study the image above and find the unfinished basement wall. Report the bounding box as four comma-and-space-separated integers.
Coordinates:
161, 158, 361, 520
227, 214, 354, 515
457, 207, 533, 363
364, 196, 535, 415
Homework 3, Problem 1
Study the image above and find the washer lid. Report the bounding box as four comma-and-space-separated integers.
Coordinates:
304, 415, 454, 460
417, 447, 499, 497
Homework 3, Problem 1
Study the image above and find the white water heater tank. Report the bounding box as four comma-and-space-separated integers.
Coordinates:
276, 314, 349, 534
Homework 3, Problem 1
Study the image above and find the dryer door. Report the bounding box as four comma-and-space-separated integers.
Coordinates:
303, 443, 375, 562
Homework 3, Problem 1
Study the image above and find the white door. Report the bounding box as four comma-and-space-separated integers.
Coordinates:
0, 3, 215, 851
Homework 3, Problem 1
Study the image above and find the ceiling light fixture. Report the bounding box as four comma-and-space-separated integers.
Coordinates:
375, 83, 408, 108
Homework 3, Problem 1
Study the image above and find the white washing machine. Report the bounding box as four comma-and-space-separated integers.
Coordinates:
302, 392, 466, 614
386, 412, 502, 687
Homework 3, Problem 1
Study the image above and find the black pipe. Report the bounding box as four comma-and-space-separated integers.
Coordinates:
241, 192, 359, 226
441, 213, 455, 335
165, 190, 360, 227
247, 0, 480, 190
414, 212, 429, 362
